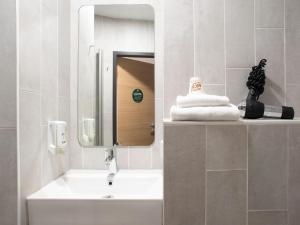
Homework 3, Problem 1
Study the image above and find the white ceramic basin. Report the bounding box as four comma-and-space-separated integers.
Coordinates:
27, 170, 162, 225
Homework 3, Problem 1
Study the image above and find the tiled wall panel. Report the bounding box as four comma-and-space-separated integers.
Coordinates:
164, 0, 300, 117
164, 125, 206, 225
165, 123, 300, 225
18, 0, 71, 224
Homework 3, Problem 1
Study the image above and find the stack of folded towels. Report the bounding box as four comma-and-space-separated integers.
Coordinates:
170, 91, 240, 121
171, 94, 240, 120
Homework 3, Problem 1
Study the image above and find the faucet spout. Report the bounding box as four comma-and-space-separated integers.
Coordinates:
105, 145, 118, 185
107, 173, 115, 186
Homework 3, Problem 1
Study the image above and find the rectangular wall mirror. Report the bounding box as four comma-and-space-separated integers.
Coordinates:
77, 4, 155, 147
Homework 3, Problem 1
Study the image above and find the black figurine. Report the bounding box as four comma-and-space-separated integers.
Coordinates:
246, 59, 267, 101
238, 58, 294, 119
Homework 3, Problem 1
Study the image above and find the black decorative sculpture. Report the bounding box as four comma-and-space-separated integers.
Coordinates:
246, 59, 267, 101
238, 59, 294, 119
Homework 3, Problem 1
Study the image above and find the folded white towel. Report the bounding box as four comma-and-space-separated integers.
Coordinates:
170, 104, 240, 121
176, 94, 230, 108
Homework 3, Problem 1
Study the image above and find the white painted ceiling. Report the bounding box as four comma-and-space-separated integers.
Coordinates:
94, 4, 154, 21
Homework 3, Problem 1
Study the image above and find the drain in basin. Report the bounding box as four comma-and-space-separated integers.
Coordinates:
103, 195, 114, 199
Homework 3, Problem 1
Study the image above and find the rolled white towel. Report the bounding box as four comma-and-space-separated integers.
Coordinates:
170, 104, 240, 121
176, 94, 230, 108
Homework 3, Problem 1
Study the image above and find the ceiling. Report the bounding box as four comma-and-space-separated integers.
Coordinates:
94, 4, 154, 21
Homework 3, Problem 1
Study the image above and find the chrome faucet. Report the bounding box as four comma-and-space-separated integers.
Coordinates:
105, 145, 118, 185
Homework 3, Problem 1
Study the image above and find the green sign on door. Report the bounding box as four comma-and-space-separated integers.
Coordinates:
132, 89, 143, 103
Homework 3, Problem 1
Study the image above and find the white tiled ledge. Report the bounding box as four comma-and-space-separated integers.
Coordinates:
164, 118, 300, 126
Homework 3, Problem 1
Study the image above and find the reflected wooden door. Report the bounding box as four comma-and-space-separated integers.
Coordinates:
116, 56, 154, 146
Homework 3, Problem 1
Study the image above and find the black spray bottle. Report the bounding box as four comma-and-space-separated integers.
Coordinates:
238, 59, 294, 119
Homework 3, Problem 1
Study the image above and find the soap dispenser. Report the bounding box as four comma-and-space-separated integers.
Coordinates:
48, 121, 67, 154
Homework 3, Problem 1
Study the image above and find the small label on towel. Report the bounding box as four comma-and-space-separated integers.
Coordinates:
189, 77, 204, 94
191, 81, 202, 92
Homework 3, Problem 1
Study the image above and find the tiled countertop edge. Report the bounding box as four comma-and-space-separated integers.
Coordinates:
164, 118, 300, 126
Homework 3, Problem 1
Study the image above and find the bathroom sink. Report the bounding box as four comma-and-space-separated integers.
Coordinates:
27, 170, 162, 225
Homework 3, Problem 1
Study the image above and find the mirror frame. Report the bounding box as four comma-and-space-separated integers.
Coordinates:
76, 3, 157, 148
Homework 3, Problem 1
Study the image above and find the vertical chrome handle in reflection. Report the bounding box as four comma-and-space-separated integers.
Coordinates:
96, 49, 103, 145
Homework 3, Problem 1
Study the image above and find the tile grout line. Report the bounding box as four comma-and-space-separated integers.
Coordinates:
56, 0, 59, 121
256, 27, 285, 29
285, 83, 300, 86
226, 67, 251, 70
128, 147, 130, 169
16, 0, 20, 222
206, 169, 247, 172
19, 88, 41, 95
192, 0, 196, 77
0, 127, 17, 130
81, 146, 84, 168
204, 83, 226, 86
224, 0, 227, 96
248, 209, 288, 212
246, 125, 249, 225
150, 146, 153, 169
204, 125, 207, 225
283, 0, 287, 105
287, 125, 290, 224
254, 0, 257, 65
39, 0, 43, 187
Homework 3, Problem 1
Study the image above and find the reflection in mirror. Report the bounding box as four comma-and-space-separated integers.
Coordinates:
78, 4, 155, 147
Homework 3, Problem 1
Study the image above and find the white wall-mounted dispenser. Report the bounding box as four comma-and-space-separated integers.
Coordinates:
82, 118, 96, 145
48, 121, 67, 154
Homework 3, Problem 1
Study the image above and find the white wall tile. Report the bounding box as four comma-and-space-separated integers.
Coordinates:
83, 148, 106, 169
0, 69, 16, 128
248, 125, 288, 210
42, 0, 58, 13
41, 6, 58, 94
152, 98, 163, 169
19, 91, 42, 225
117, 147, 129, 169
195, 0, 225, 84
0, 129, 17, 225
286, 0, 300, 85
226, 68, 251, 105
204, 84, 225, 96
164, 0, 194, 115
129, 147, 152, 169
0, 0, 17, 128
41, 94, 58, 126
255, 0, 284, 28
256, 29, 285, 105
287, 85, 300, 117
19, 0, 41, 91
42, 125, 66, 186
18, 1, 71, 224
58, 0, 71, 98
69, 99, 83, 169
225, 0, 255, 68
